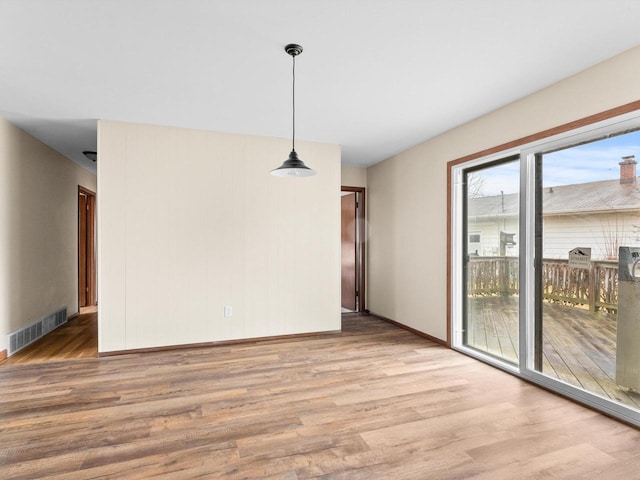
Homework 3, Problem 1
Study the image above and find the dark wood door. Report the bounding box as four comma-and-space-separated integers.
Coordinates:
341, 193, 357, 311
78, 188, 96, 308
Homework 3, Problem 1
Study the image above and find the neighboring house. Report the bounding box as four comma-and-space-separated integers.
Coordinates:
467, 156, 640, 260
467, 191, 519, 257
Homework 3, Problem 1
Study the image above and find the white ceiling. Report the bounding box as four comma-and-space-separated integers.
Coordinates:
2, 0, 640, 174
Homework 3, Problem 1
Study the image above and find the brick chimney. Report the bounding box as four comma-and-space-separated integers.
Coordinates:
619, 155, 637, 184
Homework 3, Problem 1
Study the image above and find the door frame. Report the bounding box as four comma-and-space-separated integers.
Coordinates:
78, 186, 97, 310
341, 186, 366, 312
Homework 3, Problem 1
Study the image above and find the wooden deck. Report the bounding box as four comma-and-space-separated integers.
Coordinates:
467, 296, 640, 409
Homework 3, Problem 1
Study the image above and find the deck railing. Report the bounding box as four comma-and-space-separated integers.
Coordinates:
467, 256, 618, 312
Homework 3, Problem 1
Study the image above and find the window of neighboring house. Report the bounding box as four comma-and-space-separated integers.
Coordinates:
468, 232, 481, 256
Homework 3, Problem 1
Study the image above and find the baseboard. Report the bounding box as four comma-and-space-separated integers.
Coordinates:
370, 312, 448, 347
0, 349, 6, 361
99, 329, 342, 357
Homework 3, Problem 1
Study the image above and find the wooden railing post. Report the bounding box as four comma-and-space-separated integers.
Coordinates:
501, 257, 508, 295
588, 265, 596, 312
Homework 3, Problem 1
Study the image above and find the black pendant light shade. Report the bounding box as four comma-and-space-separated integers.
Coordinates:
83, 150, 97, 162
271, 150, 315, 177
271, 43, 316, 177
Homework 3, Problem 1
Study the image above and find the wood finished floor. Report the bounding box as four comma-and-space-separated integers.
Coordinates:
0, 306, 98, 366
2, 314, 640, 479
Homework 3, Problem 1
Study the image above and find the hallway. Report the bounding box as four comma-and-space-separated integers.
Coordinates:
1, 307, 97, 365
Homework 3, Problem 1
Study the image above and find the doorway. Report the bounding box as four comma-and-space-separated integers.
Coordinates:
78, 186, 97, 310
341, 187, 365, 313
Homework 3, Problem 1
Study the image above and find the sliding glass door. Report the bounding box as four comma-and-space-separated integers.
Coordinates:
462, 157, 520, 364
534, 130, 640, 410
452, 111, 640, 426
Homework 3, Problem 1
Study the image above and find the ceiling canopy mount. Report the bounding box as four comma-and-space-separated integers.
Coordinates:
285, 44, 303, 56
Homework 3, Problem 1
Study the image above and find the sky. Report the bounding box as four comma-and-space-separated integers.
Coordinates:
469, 129, 640, 197
543, 130, 640, 187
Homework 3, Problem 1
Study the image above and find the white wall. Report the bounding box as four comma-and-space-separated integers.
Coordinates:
341, 166, 367, 188
0, 117, 97, 354
98, 120, 341, 353
367, 44, 640, 341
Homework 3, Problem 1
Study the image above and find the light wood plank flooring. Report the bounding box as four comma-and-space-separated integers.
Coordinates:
2, 314, 640, 479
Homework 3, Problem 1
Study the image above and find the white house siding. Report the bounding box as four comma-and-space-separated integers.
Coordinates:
543, 211, 640, 260
468, 211, 640, 261
467, 217, 519, 257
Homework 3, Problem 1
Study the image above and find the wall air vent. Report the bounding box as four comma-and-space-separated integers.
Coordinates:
7, 307, 67, 356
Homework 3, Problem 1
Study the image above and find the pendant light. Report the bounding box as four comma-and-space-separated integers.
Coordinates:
271, 43, 316, 177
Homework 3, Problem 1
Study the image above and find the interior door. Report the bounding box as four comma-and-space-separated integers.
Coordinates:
341, 192, 357, 311
79, 192, 88, 307
78, 188, 96, 308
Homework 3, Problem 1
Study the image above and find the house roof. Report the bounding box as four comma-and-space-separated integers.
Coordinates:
468, 177, 640, 218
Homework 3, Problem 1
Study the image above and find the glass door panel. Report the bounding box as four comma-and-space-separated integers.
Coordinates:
535, 131, 640, 409
463, 157, 520, 364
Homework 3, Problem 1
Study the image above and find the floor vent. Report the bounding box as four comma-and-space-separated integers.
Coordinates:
7, 307, 67, 356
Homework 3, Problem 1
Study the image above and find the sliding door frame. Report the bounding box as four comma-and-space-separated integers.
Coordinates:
453, 153, 521, 368
448, 100, 640, 427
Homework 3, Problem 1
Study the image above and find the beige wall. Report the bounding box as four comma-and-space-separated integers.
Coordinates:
367, 44, 640, 341
341, 166, 367, 188
98, 120, 341, 353
0, 117, 97, 353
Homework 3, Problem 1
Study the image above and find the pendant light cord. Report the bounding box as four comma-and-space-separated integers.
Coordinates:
292, 54, 296, 152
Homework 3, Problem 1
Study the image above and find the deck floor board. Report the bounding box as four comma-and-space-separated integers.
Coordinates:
467, 296, 640, 409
